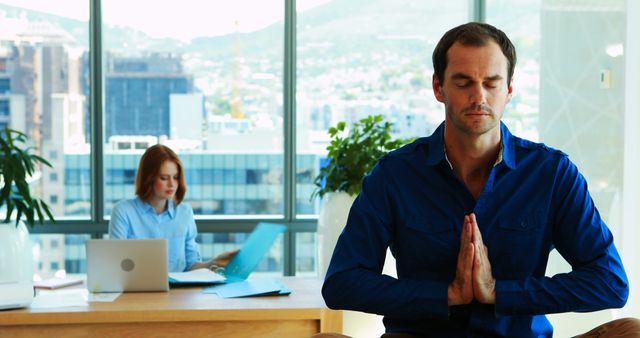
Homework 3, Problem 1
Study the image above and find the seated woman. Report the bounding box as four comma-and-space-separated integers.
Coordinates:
108, 144, 237, 272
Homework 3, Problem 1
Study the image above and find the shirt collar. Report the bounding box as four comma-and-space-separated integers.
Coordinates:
426, 121, 516, 170
425, 122, 447, 166
499, 122, 516, 169
166, 199, 176, 218
134, 196, 176, 218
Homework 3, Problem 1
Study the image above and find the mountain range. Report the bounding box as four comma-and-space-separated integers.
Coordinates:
0, 0, 471, 61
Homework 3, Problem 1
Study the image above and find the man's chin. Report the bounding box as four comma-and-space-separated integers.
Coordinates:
446, 116, 499, 136
464, 121, 499, 136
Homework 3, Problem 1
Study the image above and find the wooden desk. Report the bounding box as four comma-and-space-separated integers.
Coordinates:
0, 277, 342, 338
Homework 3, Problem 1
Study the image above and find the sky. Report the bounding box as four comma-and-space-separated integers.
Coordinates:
0, 0, 331, 41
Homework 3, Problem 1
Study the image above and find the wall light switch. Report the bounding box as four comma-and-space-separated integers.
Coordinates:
600, 69, 612, 89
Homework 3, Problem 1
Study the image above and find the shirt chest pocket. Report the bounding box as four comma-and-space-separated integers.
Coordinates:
497, 212, 545, 233
398, 215, 457, 269
492, 212, 548, 278
404, 214, 454, 234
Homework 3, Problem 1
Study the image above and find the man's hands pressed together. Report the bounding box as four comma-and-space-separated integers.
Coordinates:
448, 213, 496, 306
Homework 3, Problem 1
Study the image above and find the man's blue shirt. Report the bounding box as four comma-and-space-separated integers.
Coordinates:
108, 197, 201, 272
322, 122, 628, 337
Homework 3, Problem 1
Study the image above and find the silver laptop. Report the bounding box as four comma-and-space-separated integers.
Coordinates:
86, 239, 169, 293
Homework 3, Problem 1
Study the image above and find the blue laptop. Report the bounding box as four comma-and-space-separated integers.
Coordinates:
169, 222, 286, 284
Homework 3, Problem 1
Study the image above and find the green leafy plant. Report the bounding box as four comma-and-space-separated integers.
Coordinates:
311, 115, 414, 200
0, 128, 55, 227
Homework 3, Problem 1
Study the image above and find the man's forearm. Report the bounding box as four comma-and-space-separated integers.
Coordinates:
323, 269, 450, 320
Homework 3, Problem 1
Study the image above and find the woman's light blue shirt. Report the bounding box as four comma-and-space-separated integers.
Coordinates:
108, 197, 201, 272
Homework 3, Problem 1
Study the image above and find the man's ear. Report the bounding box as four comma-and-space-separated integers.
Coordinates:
433, 74, 445, 103
506, 82, 513, 103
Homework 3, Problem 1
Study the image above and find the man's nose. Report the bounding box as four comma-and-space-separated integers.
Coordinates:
469, 84, 487, 105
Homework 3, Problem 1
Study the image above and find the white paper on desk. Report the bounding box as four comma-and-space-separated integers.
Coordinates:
34, 277, 84, 289
31, 289, 88, 308
169, 268, 225, 283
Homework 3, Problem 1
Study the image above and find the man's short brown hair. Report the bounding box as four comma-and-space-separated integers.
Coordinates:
432, 22, 517, 86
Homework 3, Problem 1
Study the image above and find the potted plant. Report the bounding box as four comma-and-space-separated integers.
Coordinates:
311, 114, 413, 278
0, 128, 55, 309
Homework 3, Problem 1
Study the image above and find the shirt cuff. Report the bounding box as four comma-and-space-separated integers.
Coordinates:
495, 279, 531, 316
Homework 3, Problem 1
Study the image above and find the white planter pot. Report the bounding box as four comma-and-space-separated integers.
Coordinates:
0, 221, 35, 309
317, 191, 356, 279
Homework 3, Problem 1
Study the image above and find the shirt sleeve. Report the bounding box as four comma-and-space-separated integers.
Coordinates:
495, 155, 629, 315
184, 204, 202, 271
108, 200, 131, 239
322, 160, 450, 320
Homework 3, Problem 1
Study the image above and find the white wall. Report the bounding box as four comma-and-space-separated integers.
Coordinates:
621, 0, 640, 320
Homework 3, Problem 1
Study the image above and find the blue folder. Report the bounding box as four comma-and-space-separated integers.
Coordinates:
223, 222, 287, 282
169, 222, 287, 284
203, 278, 291, 298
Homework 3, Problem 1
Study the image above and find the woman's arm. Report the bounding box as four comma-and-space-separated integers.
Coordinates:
108, 201, 132, 239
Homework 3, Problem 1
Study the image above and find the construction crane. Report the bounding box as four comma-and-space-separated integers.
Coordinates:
230, 20, 244, 119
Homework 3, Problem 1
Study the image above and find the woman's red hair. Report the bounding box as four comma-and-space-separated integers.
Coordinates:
135, 144, 187, 205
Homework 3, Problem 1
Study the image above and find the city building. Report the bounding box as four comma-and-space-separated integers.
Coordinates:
104, 53, 194, 138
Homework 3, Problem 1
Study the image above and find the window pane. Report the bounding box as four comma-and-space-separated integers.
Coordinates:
486, 0, 541, 141
295, 0, 469, 216
0, 1, 91, 219
0, 1, 91, 279
31, 234, 90, 278
102, 1, 284, 217
296, 232, 317, 276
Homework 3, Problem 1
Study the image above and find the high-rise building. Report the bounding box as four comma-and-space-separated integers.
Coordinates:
0, 48, 12, 131
2, 22, 86, 280
105, 53, 194, 138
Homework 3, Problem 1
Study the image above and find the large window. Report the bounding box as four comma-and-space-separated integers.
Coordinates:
101, 0, 285, 218
295, 0, 469, 276
295, 0, 470, 216
0, 0, 91, 280
0, 0, 91, 220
